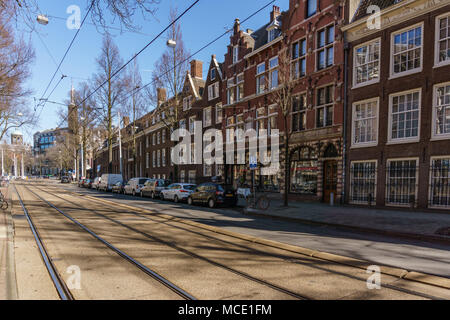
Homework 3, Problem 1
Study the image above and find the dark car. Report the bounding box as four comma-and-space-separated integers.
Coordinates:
187, 183, 237, 208
111, 181, 126, 194
61, 176, 70, 183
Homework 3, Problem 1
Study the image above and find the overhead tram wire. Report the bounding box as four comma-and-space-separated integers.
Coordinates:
54, 0, 201, 128
54, 0, 275, 129
37, 0, 95, 110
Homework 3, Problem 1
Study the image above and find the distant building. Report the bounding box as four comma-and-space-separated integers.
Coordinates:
33, 128, 69, 155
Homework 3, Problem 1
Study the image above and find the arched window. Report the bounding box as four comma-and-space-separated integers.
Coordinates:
290, 146, 318, 194
323, 144, 338, 158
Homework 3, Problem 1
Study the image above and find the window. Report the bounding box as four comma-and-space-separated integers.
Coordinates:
203, 164, 212, 177
316, 85, 334, 128
162, 129, 166, 143
269, 56, 278, 89
188, 170, 196, 184
157, 150, 161, 167
236, 74, 244, 101
268, 105, 278, 135
180, 170, 185, 183
292, 39, 306, 79
307, 0, 317, 17
268, 28, 277, 42
429, 157, 450, 208
216, 103, 223, 124
317, 25, 334, 70
190, 142, 195, 164
233, 45, 239, 64
189, 116, 196, 134
211, 68, 216, 80
350, 161, 377, 204
162, 149, 166, 167
146, 135, 149, 148
354, 39, 380, 86
389, 90, 420, 142
290, 147, 318, 194
433, 83, 450, 138
386, 159, 418, 206
152, 151, 156, 167
392, 24, 422, 76
179, 119, 186, 130
157, 132, 160, 145
256, 63, 266, 94
227, 77, 235, 105
352, 98, 378, 147
292, 94, 307, 132
204, 107, 212, 127
208, 82, 219, 100
146, 152, 150, 169
183, 96, 192, 111
436, 14, 450, 66
152, 134, 156, 146
236, 114, 244, 141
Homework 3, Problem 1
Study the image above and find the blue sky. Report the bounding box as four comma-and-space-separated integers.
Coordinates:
20, 0, 289, 143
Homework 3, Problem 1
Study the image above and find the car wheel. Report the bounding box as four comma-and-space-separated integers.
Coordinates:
132, 190, 136, 196
174, 195, 179, 203
187, 197, 193, 205
160, 193, 165, 201
208, 198, 216, 209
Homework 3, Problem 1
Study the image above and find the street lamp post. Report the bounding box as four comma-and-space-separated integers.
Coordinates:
167, 39, 178, 180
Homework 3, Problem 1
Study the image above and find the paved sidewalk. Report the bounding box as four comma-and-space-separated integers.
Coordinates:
0, 186, 17, 300
244, 199, 450, 244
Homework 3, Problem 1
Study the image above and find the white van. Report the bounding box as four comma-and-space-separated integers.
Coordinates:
99, 174, 123, 192
124, 177, 149, 196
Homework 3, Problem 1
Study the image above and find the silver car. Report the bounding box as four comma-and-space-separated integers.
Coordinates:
160, 183, 196, 203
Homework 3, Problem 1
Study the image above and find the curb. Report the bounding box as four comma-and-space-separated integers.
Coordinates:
76, 192, 450, 290
243, 208, 450, 245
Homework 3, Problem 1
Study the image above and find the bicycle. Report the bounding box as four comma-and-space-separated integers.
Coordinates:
245, 192, 270, 211
0, 191, 8, 210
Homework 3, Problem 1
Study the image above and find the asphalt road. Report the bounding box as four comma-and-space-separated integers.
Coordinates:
59, 181, 450, 278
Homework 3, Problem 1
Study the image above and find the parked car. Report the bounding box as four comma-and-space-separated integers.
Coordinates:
84, 179, 93, 188
61, 176, 70, 184
92, 177, 101, 190
141, 179, 171, 199
111, 181, 126, 194
123, 178, 149, 196
98, 174, 123, 192
78, 178, 86, 187
187, 183, 237, 208
160, 183, 196, 203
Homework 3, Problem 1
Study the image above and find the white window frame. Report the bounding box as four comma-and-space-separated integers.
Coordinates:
385, 157, 419, 207
236, 73, 244, 102
256, 62, 266, 95
353, 38, 381, 88
208, 82, 219, 101
233, 45, 239, 64
434, 12, 450, 68
387, 88, 421, 145
216, 103, 223, 124
203, 164, 212, 177
432, 81, 450, 140
316, 23, 335, 71
390, 22, 424, 79
210, 68, 216, 80
315, 84, 334, 128
351, 97, 379, 148
291, 38, 307, 79
349, 160, 378, 205
429, 155, 450, 209
189, 116, 196, 135
203, 106, 212, 127
269, 56, 279, 90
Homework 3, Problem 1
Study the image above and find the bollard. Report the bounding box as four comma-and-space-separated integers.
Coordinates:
330, 192, 334, 206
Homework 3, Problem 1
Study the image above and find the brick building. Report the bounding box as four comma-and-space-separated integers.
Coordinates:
343, 0, 450, 210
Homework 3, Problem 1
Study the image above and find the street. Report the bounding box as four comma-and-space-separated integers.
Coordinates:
2, 180, 449, 300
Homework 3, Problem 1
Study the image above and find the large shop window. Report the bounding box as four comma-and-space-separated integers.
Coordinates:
350, 161, 377, 204
386, 159, 418, 205
430, 157, 450, 208
290, 147, 318, 195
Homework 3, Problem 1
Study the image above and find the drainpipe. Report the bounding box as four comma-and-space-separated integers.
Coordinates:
342, 36, 349, 204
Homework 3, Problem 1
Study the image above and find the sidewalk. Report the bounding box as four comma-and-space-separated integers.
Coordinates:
0, 186, 17, 300
243, 199, 450, 244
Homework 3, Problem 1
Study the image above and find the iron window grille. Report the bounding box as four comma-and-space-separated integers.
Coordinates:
386, 160, 418, 205
429, 158, 450, 208
350, 161, 377, 204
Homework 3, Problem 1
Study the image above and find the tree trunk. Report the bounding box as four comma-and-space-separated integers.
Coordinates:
284, 135, 289, 207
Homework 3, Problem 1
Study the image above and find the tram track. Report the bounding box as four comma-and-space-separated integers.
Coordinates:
28, 182, 450, 300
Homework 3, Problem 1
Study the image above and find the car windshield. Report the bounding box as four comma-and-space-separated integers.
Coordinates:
138, 179, 148, 184
183, 185, 196, 190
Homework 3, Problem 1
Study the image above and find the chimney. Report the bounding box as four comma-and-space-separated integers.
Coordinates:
270, 5, 281, 22
156, 88, 166, 107
123, 116, 130, 127
190, 60, 203, 79
233, 18, 240, 35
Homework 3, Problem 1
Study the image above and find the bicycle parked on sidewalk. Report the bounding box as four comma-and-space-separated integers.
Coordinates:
238, 187, 270, 211
0, 191, 8, 210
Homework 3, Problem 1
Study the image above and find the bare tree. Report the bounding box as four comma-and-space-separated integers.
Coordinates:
93, 33, 127, 173
0, 7, 34, 141
269, 46, 298, 207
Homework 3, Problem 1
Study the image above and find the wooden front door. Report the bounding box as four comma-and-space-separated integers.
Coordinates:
323, 160, 337, 203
